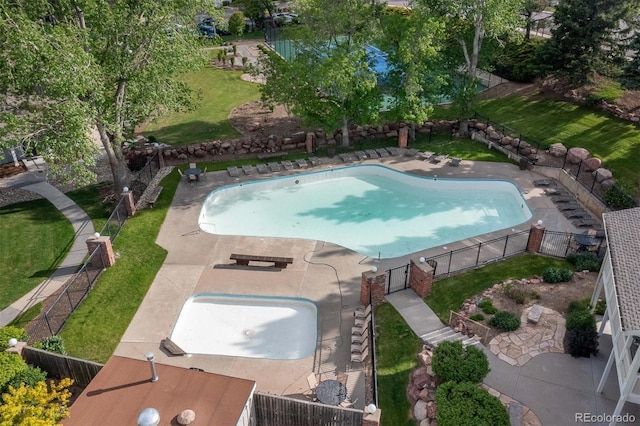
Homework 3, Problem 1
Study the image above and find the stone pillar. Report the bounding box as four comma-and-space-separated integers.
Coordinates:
157, 146, 165, 168
409, 257, 434, 298
122, 189, 135, 217
361, 269, 386, 307
305, 132, 315, 154
526, 223, 546, 253
398, 127, 408, 148
362, 408, 382, 426
86, 235, 116, 268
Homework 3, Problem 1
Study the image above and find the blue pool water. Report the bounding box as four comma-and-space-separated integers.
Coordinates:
199, 165, 532, 259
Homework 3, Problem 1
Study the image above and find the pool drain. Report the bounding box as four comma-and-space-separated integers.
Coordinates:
242, 328, 255, 338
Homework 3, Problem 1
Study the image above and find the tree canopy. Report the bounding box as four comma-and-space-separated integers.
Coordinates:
0, 0, 209, 191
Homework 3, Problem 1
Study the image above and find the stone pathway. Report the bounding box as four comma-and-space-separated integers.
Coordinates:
488, 306, 565, 366
480, 384, 542, 426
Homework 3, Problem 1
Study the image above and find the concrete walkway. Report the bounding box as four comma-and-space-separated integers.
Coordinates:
386, 288, 640, 425
0, 165, 95, 327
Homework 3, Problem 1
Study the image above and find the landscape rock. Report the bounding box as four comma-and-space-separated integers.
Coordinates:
177, 409, 196, 425
600, 178, 616, 191
567, 147, 590, 164
548, 143, 567, 157
593, 168, 613, 183
414, 400, 428, 421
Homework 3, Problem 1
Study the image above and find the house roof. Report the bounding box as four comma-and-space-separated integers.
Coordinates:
62, 355, 255, 426
604, 207, 640, 332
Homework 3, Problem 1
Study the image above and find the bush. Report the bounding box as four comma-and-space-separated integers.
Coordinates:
470, 313, 485, 322
477, 299, 497, 314
594, 299, 606, 315
604, 185, 637, 210
567, 299, 591, 315
566, 327, 599, 357
432, 341, 489, 384
436, 381, 510, 426
492, 39, 546, 83
488, 311, 520, 331
1, 367, 47, 394
0, 326, 27, 349
0, 352, 28, 390
567, 252, 601, 272
504, 284, 527, 304
33, 335, 67, 355
566, 308, 596, 331
127, 151, 149, 172
542, 267, 573, 283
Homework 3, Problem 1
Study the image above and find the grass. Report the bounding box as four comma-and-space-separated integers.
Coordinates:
375, 303, 421, 426
0, 199, 74, 310
66, 183, 115, 234
59, 172, 179, 363
425, 254, 572, 323
476, 96, 640, 194
141, 67, 261, 146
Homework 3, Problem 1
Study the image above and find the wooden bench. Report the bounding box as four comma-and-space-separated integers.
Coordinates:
148, 186, 163, 208
230, 253, 294, 268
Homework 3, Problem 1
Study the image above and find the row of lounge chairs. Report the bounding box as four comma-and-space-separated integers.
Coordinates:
536, 179, 604, 230
227, 157, 321, 177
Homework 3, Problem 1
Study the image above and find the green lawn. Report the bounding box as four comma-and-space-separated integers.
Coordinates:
425, 254, 572, 323
476, 96, 640, 194
141, 67, 261, 145
0, 199, 74, 310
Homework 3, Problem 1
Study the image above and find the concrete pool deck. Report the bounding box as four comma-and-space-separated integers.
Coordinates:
113, 154, 595, 409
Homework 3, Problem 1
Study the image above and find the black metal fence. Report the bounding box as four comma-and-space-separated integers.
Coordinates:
99, 197, 127, 240
26, 245, 106, 343
129, 151, 161, 203
472, 111, 637, 208
386, 264, 409, 293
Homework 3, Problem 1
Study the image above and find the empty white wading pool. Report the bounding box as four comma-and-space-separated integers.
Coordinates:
170, 294, 318, 360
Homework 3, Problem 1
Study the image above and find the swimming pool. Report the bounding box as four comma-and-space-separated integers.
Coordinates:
170, 294, 317, 360
199, 165, 532, 259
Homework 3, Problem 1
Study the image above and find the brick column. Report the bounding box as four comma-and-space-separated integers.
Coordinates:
86, 235, 116, 268
122, 189, 135, 217
398, 128, 408, 148
360, 269, 386, 307
526, 223, 546, 253
362, 407, 382, 426
305, 132, 315, 153
409, 257, 434, 298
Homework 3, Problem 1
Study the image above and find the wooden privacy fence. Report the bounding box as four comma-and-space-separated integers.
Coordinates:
254, 392, 363, 426
21, 346, 103, 388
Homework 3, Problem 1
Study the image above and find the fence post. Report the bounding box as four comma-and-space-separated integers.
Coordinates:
502, 234, 510, 257
122, 187, 136, 217
562, 152, 568, 169
475, 243, 482, 266
576, 159, 583, 177
86, 235, 116, 268
447, 251, 453, 274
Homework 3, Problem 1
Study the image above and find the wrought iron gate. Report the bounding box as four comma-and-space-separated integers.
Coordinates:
386, 264, 410, 294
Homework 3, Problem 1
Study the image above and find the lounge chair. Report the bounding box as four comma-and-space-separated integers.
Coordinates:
544, 187, 569, 196
281, 160, 293, 170
533, 179, 555, 187
268, 162, 282, 172
386, 147, 400, 156
365, 149, 379, 159
339, 153, 354, 162
375, 148, 390, 157
431, 154, 448, 163
227, 166, 239, 177
557, 203, 581, 211
420, 151, 435, 161
351, 337, 369, 354
404, 148, 419, 157
256, 163, 268, 174
352, 326, 368, 336
573, 218, 600, 227
354, 151, 368, 161
351, 346, 369, 365
354, 305, 372, 319
351, 333, 367, 344
242, 164, 255, 175
562, 209, 589, 219
309, 156, 321, 166
354, 313, 371, 328
550, 196, 574, 203
295, 159, 308, 168
305, 373, 318, 401
449, 157, 462, 167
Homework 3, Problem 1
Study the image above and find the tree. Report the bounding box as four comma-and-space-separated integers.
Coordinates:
0, 1, 208, 193
522, 0, 549, 40
229, 11, 246, 40
254, 0, 384, 147
541, 0, 638, 85
376, 6, 447, 140
235, 0, 277, 29
622, 33, 640, 89
0, 378, 73, 425
420, 0, 524, 131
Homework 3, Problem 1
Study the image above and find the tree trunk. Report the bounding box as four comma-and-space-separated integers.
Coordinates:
341, 116, 350, 147
458, 119, 470, 137
96, 121, 130, 194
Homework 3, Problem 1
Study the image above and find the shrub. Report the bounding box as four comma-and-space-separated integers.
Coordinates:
470, 313, 485, 322
488, 311, 520, 331
504, 284, 527, 304
567, 299, 591, 315
492, 39, 546, 83
0, 326, 27, 349
146, 135, 157, 143
33, 335, 67, 355
594, 299, 606, 315
126, 151, 148, 172
0, 352, 28, 390
432, 341, 489, 384
567, 252, 601, 272
604, 185, 637, 210
436, 381, 510, 426
566, 308, 596, 331
1, 367, 47, 394
477, 299, 497, 315
566, 327, 599, 357
542, 267, 573, 283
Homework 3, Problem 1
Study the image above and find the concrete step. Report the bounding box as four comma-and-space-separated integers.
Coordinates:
420, 327, 480, 347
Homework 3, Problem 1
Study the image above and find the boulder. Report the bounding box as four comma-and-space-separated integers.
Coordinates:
593, 168, 613, 183
488, 131, 501, 141
193, 149, 207, 158
426, 401, 437, 419
600, 178, 616, 191
475, 122, 487, 131
414, 400, 428, 421
582, 157, 602, 172
501, 136, 513, 146
548, 143, 567, 157
177, 409, 196, 425
567, 147, 590, 164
